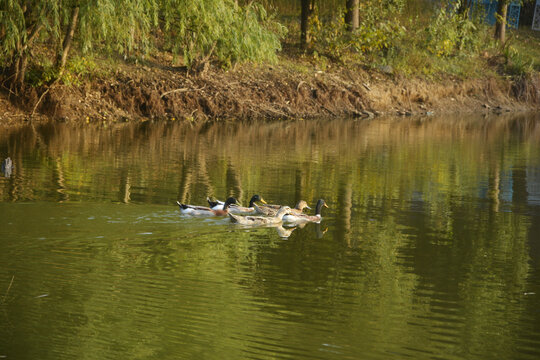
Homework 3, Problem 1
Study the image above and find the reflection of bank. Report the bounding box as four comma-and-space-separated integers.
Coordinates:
336, 174, 353, 247
527, 166, 540, 206
497, 166, 540, 208
478, 162, 540, 210
1, 157, 12, 178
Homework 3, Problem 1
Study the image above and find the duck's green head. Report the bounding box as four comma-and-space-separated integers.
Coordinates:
223, 197, 238, 209
249, 194, 267, 207
315, 199, 328, 214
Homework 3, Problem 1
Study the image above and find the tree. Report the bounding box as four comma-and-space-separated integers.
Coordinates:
63, 0, 158, 63
161, 0, 284, 67
0, 0, 157, 90
494, 0, 509, 42
58, 4, 80, 72
345, 0, 359, 30
300, 0, 314, 46
1, 0, 284, 94
0, 1, 59, 92
457, 0, 470, 15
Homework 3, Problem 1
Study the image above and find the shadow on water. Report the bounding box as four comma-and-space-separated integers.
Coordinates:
0, 113, 540, 359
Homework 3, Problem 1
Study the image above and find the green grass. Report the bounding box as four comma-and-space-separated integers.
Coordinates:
505, 28, 540, 73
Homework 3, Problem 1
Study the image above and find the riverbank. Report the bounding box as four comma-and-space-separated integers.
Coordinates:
1, 53, 539, 125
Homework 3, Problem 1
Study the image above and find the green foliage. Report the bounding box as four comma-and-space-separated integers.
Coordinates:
75, 0, 158, 55
27, 56, 97, 86
502, 44, 534, 76
26, 61, 58, 87
162, 0, 286, 67
0, 0, 25, 59
425, 1, 488, 57
0, 1, 60, 59
63, 56, 98, 85
507, 30, 540, 73
1, 0, 285, 79
382, 1, 509, 78
1, 0, 537, 86
308, 9, 347, 59
308, 3, 405, 61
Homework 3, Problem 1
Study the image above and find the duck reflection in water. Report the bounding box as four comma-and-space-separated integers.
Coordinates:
314, 223, 328, 239
276, 222, 328, 239
275, 225, 296, 239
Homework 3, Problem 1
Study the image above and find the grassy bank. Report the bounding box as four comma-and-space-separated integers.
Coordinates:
0, 0, 539, 124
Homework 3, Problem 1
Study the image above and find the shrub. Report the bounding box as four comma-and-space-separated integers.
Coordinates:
425, 1, 489, 57
162, 0, 286, 67
308, 1, 406, 61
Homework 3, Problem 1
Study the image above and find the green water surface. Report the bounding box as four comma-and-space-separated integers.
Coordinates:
1, 115, 540, 359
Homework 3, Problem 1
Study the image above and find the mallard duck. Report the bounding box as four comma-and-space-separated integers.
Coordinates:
283, 199, 328, 223
207, 194, 267, 214
177, 197, 237, 216
254, 200, 311, 216
229, 206, 292, 225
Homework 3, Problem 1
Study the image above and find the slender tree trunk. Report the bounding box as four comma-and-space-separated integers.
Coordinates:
345, 0, 359, 30
300, 0, 312, 46
7, 37, 23, 92
16, 53, 28, 88
494, 0, 508, 43
8, 19, 45, 91
58, 6, 80, 71
9, 46, 26, 92
457, 0, 470, 15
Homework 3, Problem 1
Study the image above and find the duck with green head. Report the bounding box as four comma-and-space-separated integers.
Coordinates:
207, 194, 267, 214
177, 197, 238, 216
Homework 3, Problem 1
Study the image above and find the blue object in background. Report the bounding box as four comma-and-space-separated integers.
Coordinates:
469, 0, 521, 28
507, 2, 521, 28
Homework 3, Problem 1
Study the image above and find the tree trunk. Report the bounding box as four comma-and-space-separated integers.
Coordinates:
58, 6, 80, 71
494, 0, 508, 43
9, 48, 27, 92
457, 0, 470, 15
300, 0, 312, 46
16, 53, 28, 88
9, 6, 48, 89
345, 0, 359, 30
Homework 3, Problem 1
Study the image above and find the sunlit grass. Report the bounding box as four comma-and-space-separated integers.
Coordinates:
505, 28, 540, 72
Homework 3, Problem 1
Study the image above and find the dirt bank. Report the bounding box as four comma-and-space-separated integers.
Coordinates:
1, 58, 539, 124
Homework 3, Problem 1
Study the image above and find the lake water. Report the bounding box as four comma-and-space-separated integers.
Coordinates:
1, 114, 540, 359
